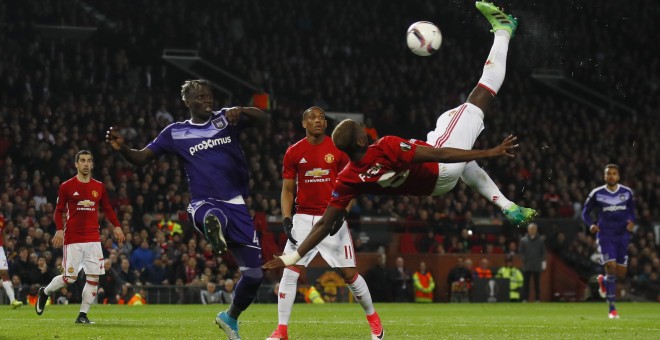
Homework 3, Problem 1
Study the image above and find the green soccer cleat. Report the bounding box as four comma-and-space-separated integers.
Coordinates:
11, 300, 23, 309
503, 204, 537, 226
475, 1, 519, 37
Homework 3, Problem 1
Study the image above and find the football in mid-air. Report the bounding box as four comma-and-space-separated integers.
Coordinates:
406, 21, 442, 56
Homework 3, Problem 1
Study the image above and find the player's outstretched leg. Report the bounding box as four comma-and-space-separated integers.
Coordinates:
204, 213, 228, 255
461, 161, 537, 226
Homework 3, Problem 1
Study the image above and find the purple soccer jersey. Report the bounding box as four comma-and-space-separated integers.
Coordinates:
147, 109, 249, 201
582, 184, 635, 265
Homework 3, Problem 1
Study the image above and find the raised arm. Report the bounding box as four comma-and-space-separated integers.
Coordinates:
225, 106, 269, 125
263, 205, 345, 269
412, 134, 518, 163
106, 127, 156, 167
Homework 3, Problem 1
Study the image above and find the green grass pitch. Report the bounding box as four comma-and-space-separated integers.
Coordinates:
2, 302, 659, 339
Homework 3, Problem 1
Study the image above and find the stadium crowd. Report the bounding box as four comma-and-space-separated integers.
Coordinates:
0, 0, 658, 303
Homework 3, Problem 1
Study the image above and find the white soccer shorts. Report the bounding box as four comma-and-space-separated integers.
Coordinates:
62, 242, 105, 276
0, 247, 8, 271
426, 102, 485, 196
284, 213, 356, 268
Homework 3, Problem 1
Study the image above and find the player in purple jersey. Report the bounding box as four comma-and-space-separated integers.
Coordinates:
106, 79, 266, 339
582, 164, 635, 319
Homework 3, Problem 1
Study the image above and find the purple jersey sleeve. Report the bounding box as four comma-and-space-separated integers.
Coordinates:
581, 192, 597, 227
146, 124, 175, 156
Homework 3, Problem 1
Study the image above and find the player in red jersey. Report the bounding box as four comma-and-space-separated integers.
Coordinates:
35, 150, 125, 324
267, 107, 383, 340
1, 213, 23, 308
264, 2, 535, 270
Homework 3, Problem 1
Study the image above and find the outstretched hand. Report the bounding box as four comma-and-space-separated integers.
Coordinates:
106, 127, 124, 151
262, 256, 286, 270
489, 134, 518, 158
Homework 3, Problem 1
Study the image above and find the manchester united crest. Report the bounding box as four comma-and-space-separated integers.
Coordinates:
92, 190, 99, 198
324, 153, 335, 163
68, 267, 74, 274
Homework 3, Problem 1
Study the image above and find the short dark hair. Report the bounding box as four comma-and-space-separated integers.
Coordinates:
331, 119, 360, 153
181, 79, 210, 101
75, 150, 93, 163
604, 164, 619, 172
302, 106, 325, 120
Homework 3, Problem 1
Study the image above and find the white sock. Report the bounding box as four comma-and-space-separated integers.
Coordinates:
277, 268, 300, 325
80, 276, 99, 313
346, 274, 375, 316
460, 161, 513, 209
478, 30, 510, 95
2, 280, 16, 303
45, 275, 71, 295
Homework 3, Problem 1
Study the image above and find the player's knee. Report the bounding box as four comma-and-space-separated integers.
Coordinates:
64, 276, 77, 283
337, 267, 358, 282
240, 267, 264, 287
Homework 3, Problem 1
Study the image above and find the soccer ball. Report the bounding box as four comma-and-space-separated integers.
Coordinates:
406, 21, 442, 56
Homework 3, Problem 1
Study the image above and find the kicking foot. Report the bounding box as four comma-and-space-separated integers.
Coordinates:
367, 312, 384, 340
475, 1, 519, 37
597, 274, 607, 299
11, 300, 23, 309
205, 214, 228, 255
216, 311, 241, 340
503, 204, 537, 226
75, 315, 96, 324
35, 287, 48, 315
266, 324, 289, 340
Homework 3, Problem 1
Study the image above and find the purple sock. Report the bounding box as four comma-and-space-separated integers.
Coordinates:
605, 275, 616, 312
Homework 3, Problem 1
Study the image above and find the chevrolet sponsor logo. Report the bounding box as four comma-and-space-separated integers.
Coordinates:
305, 168, 330, 178
77, 200, 96, 208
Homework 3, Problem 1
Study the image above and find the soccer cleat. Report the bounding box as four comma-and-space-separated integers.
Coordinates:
503, 204, 538, 226
266, 325, 289, 340
216, 311, 241, 340
475, 1, 519, 38
35, 287, 48, 315
11, 300, 23, 309
597, 274, 607, 299
367, 312, 384, 340
608, 310, 620, 319
75, 315, 96, 324
205, 214, 228, 255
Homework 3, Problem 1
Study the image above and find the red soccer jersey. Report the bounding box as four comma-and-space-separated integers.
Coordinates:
282, 136, 349, 215
54, 176, 121, 245
329, 136, 440, 209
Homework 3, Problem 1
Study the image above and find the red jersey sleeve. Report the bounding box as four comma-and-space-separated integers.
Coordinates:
329, 180, 359, 209
100, 185, 121, 227
54, 183, 68, 231
282, 147, 296, 180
